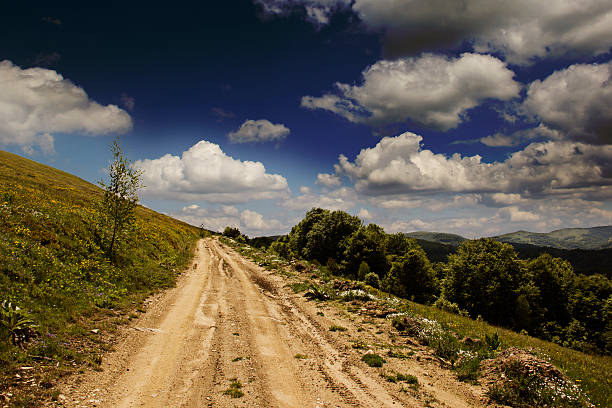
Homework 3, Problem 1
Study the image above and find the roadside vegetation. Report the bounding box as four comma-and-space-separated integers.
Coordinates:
0, 150, 201, 405
221, 208, 612, 407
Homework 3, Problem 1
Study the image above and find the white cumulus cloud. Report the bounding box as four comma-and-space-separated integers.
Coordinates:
257, 0, 612, 64
136, 140, 290, 203
332, 132, 612, 198
316, 173, 341, 187
228, 119, 290, 143
0, 60, 132, 154
302, 53, 520, 130
240, 209, 283, 231
523, 60, 612, 145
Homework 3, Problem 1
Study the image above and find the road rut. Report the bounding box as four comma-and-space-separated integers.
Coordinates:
51, 238, 487, 407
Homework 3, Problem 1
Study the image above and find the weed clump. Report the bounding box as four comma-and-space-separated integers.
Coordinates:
223, 378, 244, 398
362, 353, 385, 367
329, 325, 347, 332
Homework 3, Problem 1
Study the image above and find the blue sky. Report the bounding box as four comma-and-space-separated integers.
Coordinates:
1, 0, 611, 237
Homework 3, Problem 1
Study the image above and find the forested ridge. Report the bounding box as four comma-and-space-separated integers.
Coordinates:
262, 208, 612, 355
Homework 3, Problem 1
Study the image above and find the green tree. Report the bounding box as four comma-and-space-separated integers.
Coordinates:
222, 226, 242, 239
382, 247, 437, 303
99, 137, 142, 263
288, 208, 330, 258
343, 224, 387, 279
302, 210, 362, 265
442, 239, 526, 326
525, 254, 576, 333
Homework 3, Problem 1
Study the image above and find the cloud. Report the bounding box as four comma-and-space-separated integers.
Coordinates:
498, 206, 539, 222
211, 107, 237, 121
357, 208, 373, 219
135, 139, 290, 203
331, 132, 612, 198
523, 60, 612, 145
227, 119, 290, 143
0, 60, 132, 154
172, 204, 240, 232
316, 173, 341, 187
302, 53, 519, 130
240, 209, 283, 232
120, 93, 135, 111
281, 187, 357, 212
257, 0, 612, 63
480, 125, 563, 147
171, 204, 284, 236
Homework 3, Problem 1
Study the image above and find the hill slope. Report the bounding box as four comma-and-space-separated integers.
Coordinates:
0, 150, 200, 404
404, 231, 467, 246
494, 226, 612, 250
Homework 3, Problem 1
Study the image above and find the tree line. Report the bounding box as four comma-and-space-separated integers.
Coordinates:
262, 208, 611, 355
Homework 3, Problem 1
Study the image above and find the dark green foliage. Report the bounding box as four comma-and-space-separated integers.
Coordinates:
269, 235, 293, 259
0, 301, 37, 347
303, 210, 362, 264
281, 207, 612, 355
455, 356, 481, 383
361, 353, 385, 367
288, 208, 329, 258
364, 272, 381, 289
343, 224, 387, 278
223, 226, 242, 239
358, 261, 370, 280
485, 332, 501, 350
443, 239, 526, 326
382, 248, 438, 303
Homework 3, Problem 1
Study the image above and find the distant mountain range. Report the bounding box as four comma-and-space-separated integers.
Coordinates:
405, 226, 612, 250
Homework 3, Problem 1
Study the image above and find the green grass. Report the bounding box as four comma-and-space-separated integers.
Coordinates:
211, 223, 612, 408
0, 151, 201, 396
406, 300, 612, 407
329, 324, 347, 332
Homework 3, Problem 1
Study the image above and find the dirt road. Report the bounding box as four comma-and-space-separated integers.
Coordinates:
51, 238, 487, 407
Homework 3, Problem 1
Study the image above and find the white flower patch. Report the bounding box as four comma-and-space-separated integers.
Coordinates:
339, 289, 376, 301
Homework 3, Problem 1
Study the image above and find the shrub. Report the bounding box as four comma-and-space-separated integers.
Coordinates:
433, 297, 469, 317
358, 261, 371, 281
339, 289, 375, 301
362, 353, 385, 367
487, 361, 591, 408
0, 301, 37, 347
304, 284, 335, 301
329, 325, 347, 332
485, 332, 501, 351
364, 272, 381, 289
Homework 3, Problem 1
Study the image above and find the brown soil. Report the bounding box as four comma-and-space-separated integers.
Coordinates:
45, 238, 491, 407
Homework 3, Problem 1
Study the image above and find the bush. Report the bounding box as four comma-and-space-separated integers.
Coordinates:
339, 289, 375, 301
433, 297, 469, 317
358, 261, 371, 281
364, 272, 381, 289
362, 353, 385, 367
485, 332, 501, 351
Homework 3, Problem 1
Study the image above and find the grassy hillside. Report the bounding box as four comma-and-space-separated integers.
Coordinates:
404, 231, 467, 246
495, 226, 612, 250
228, 238, 612, 408
0, 151, 200, 403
